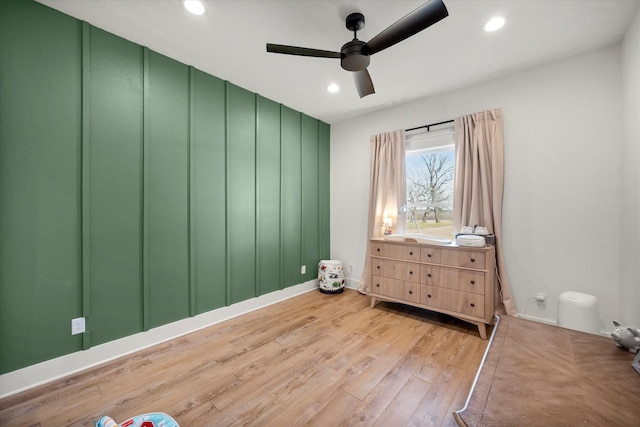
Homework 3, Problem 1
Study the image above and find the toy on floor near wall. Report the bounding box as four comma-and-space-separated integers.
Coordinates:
96, 412, 179, 427
611, 321, 640, 354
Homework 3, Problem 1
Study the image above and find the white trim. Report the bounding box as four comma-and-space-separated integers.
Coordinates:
517, 313, 609, 337
0, 280, 318, 398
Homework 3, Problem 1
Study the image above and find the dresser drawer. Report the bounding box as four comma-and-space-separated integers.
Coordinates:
455, 250, 485, 269
371, 277, 420, 303
421, 247, 442, 264
422, 247, 486, 269
404, 282, 421, 303
370, 276, 403, 299
421, 264, 441, 286
439, 268, 485, 295
371, 258, 385, 277
444, 290, 485, 317
371, 242, 420, 261
421, 285, 445, 309
382, 259, 421, 283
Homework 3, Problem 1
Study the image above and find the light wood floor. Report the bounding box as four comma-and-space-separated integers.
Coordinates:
0, 289, 489, 426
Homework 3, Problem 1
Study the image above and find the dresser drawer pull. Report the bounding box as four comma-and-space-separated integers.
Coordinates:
470, 303, 475, 307
409, 271, 413, 275
376, 283, 380, 288
427, 253, 432, 258
409, 251, 414, 255
427, 294, 432, 298
409, 290, 413, 295
427, 273, 432, 278
377, 248, 381, 252
376, 265, 381, 269
470, 258, 475, 262
470, 280, 475, 285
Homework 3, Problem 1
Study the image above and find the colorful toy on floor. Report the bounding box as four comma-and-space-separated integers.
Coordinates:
96, 412, 179, 427
611, 321, 640, 354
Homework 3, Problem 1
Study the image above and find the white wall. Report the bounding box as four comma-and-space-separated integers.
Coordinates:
331, 44, 625, 332
620, 6, 640, 328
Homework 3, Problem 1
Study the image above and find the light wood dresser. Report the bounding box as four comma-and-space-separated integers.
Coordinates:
369, 237, 497, 339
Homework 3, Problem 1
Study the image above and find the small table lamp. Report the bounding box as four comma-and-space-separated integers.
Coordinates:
382, 217, 393, 235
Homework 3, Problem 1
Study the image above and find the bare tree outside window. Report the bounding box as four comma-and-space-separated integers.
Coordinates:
405, 150, 455, 238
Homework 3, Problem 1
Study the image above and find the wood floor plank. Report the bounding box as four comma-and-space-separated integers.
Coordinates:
0, 289, 486, 427
410, 364, 468, 427
307, 390, 363, 426
374, 376, 432, 427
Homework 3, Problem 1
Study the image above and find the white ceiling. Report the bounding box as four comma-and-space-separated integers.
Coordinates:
36, 0, 639, 124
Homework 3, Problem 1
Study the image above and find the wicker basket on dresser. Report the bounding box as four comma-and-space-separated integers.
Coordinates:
369, 238, 497, 339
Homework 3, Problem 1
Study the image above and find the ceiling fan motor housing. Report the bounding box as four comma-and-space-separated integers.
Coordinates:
266, 1, 449, 97
341, 40, 370, 71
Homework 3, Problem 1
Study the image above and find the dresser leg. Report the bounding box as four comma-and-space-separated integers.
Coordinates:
370, 296, 377, 308
477, 323, 487, 340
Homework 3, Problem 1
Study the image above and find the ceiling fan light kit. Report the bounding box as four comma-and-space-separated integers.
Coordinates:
266, 0, 449, 98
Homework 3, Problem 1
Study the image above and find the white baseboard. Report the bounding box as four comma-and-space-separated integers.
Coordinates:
0, 280, 318, 399
516, 313, 558, 326
517, 313, 610, 338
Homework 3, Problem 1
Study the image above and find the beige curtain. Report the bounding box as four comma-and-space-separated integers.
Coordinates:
358, 130, 406, 294
453, 109, 517, 316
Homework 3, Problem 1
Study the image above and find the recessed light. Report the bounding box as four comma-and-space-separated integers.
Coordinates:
327, 83, 340, 93
183, 0, 205, 16
484, 16, 506, 32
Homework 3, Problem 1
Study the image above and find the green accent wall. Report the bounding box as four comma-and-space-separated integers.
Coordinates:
302, 115, 321, 282
146, 51, 191, 329
256, 97, 282, 295
191, 69, 227, 315
319, 122, 331, 261
226, 83, 258, 305
84, 26, 144, 345
0, 0, 83, 372
281, 107, 303, 288
0, 0, 330, 375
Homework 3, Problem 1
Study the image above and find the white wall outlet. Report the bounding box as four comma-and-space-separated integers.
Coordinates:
301, 265, 306, 274
71, 317, 85, 335
536, 293, 547, 304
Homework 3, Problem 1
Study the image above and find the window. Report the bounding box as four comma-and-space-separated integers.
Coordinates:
405, 127, 455, 239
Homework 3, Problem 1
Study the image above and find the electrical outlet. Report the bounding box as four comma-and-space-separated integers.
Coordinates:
301, 265, 306, 274
349, 264, 354, 273
71, 317, 85, 335
536, 293, 547, 304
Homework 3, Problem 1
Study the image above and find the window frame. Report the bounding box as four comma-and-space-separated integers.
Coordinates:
404, 126, 455, 238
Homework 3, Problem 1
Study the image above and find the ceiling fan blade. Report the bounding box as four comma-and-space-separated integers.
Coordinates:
266, 43, 341, 58
353, 69, 375, 98
364, 0, 449, 55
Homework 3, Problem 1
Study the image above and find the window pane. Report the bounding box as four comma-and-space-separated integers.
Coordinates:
405, 131, 455, 239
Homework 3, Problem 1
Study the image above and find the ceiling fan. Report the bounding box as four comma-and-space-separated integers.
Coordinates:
266, 0, 449, 98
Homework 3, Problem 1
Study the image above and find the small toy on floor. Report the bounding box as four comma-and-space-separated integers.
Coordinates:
611, 321, 640, 354
96, 412, 179, 427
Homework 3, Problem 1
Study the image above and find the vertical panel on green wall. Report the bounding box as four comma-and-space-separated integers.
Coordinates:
301, 115, 320, 282
281, 106, 302, 288
192, 70, 227, 314
85, 26, 144, 345
256, 96, 282, 295
146, 51, 190, 328
318, 122, 331, 261
226, 83, 257, 304
0, 0, 83, 374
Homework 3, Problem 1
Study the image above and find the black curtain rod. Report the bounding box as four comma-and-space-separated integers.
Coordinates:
405, 119, 454, 132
